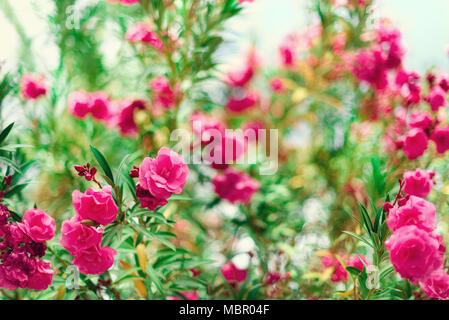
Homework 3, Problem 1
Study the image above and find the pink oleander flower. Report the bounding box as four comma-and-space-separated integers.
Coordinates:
0, 250, 36, 289
72, 245, 117, 275
125, 22, 163, 50
205, 132, 246, 170
243, 120, 265, 143
118, 0, 142, 4
226, 67, 254, 88
114, 99, 146, 137
431, 126, 449, 154
20, 73, 47, 100
269, 77, 286, 93
60, 217, 103, 254
387, 196, 436, 232
409, 112, 433, 131
139, 147, 189, 199
321, 253, 348, 283
238, 0, 254, 3
4, 223, 29, 248
190, 112, 225, 145
27, 260, 53, 291
226, 90, 259, 112
21, 209, 55, 243
89, 91, 111, 121
168, 290, 199, 300
150, 76, 177, 109
385, 225, 444, 283
221, 262, 247, 285
266, 271, 282, 285
212, 168, 259, 204
346, 254, 370, 271
401, 128, 428, 159
419, 268, 449, 300
67, 90, 91, 119
72, 186, 119, 226
427, 86, 447, 112
135, 183, 168, 211
403, 169, 435, 198
352, 48, 388, 90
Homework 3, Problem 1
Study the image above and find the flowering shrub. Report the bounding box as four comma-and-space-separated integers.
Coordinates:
0, 0, 449, 301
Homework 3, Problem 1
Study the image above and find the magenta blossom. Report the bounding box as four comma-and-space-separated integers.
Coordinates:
409, 112, 433, 131
20, 73, 47, 100
27, 260, 53, 291
387, 196, 436, 232
150, 76, 177, 109
427, 86, 447, 112
139, 147, 189, 199
168, 290, 199, 300
21, 209, 55, 243
72, 245, 117, 275
60, 217, 103, 254
403, 169, 434, 198
68, 90, 91, 119
431, 126, 449, 154
419, 268, 449, 300
221, 262, 247, 285
385, 225, 444, 283
72, 186, 118, 225
135, 183, 168, 211
226, 90, 259, 113
401, 128, 428, 159
125, 22, 163, 50
212, 168, 259, 204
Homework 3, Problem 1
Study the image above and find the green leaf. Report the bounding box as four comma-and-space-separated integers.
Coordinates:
90, 145, 114, 184
0, 156, 21, 173
343, 231, 374, 248
346, 266, 362, 276
0, 123, 14, 145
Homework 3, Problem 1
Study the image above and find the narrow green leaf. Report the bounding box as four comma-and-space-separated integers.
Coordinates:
90, 145, 114, 184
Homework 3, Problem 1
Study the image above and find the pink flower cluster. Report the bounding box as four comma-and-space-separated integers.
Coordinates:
131, 147, 189, 211
126, 22, 163, 50
67, 90, 147, 137
384, 186, 449, 299
60, 186, 118, 275
321, 252, 370, 283
0, 206, 55, 291
20, 73, 47, 100
352, 23, 404, 91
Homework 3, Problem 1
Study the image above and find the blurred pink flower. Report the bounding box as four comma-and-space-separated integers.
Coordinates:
431, 126, 449, 154
221, 262, 247, 285
212, 168, 259, 204
126, 22, 163, 50
20, 73, 47, 100
401, 128, 428, 159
